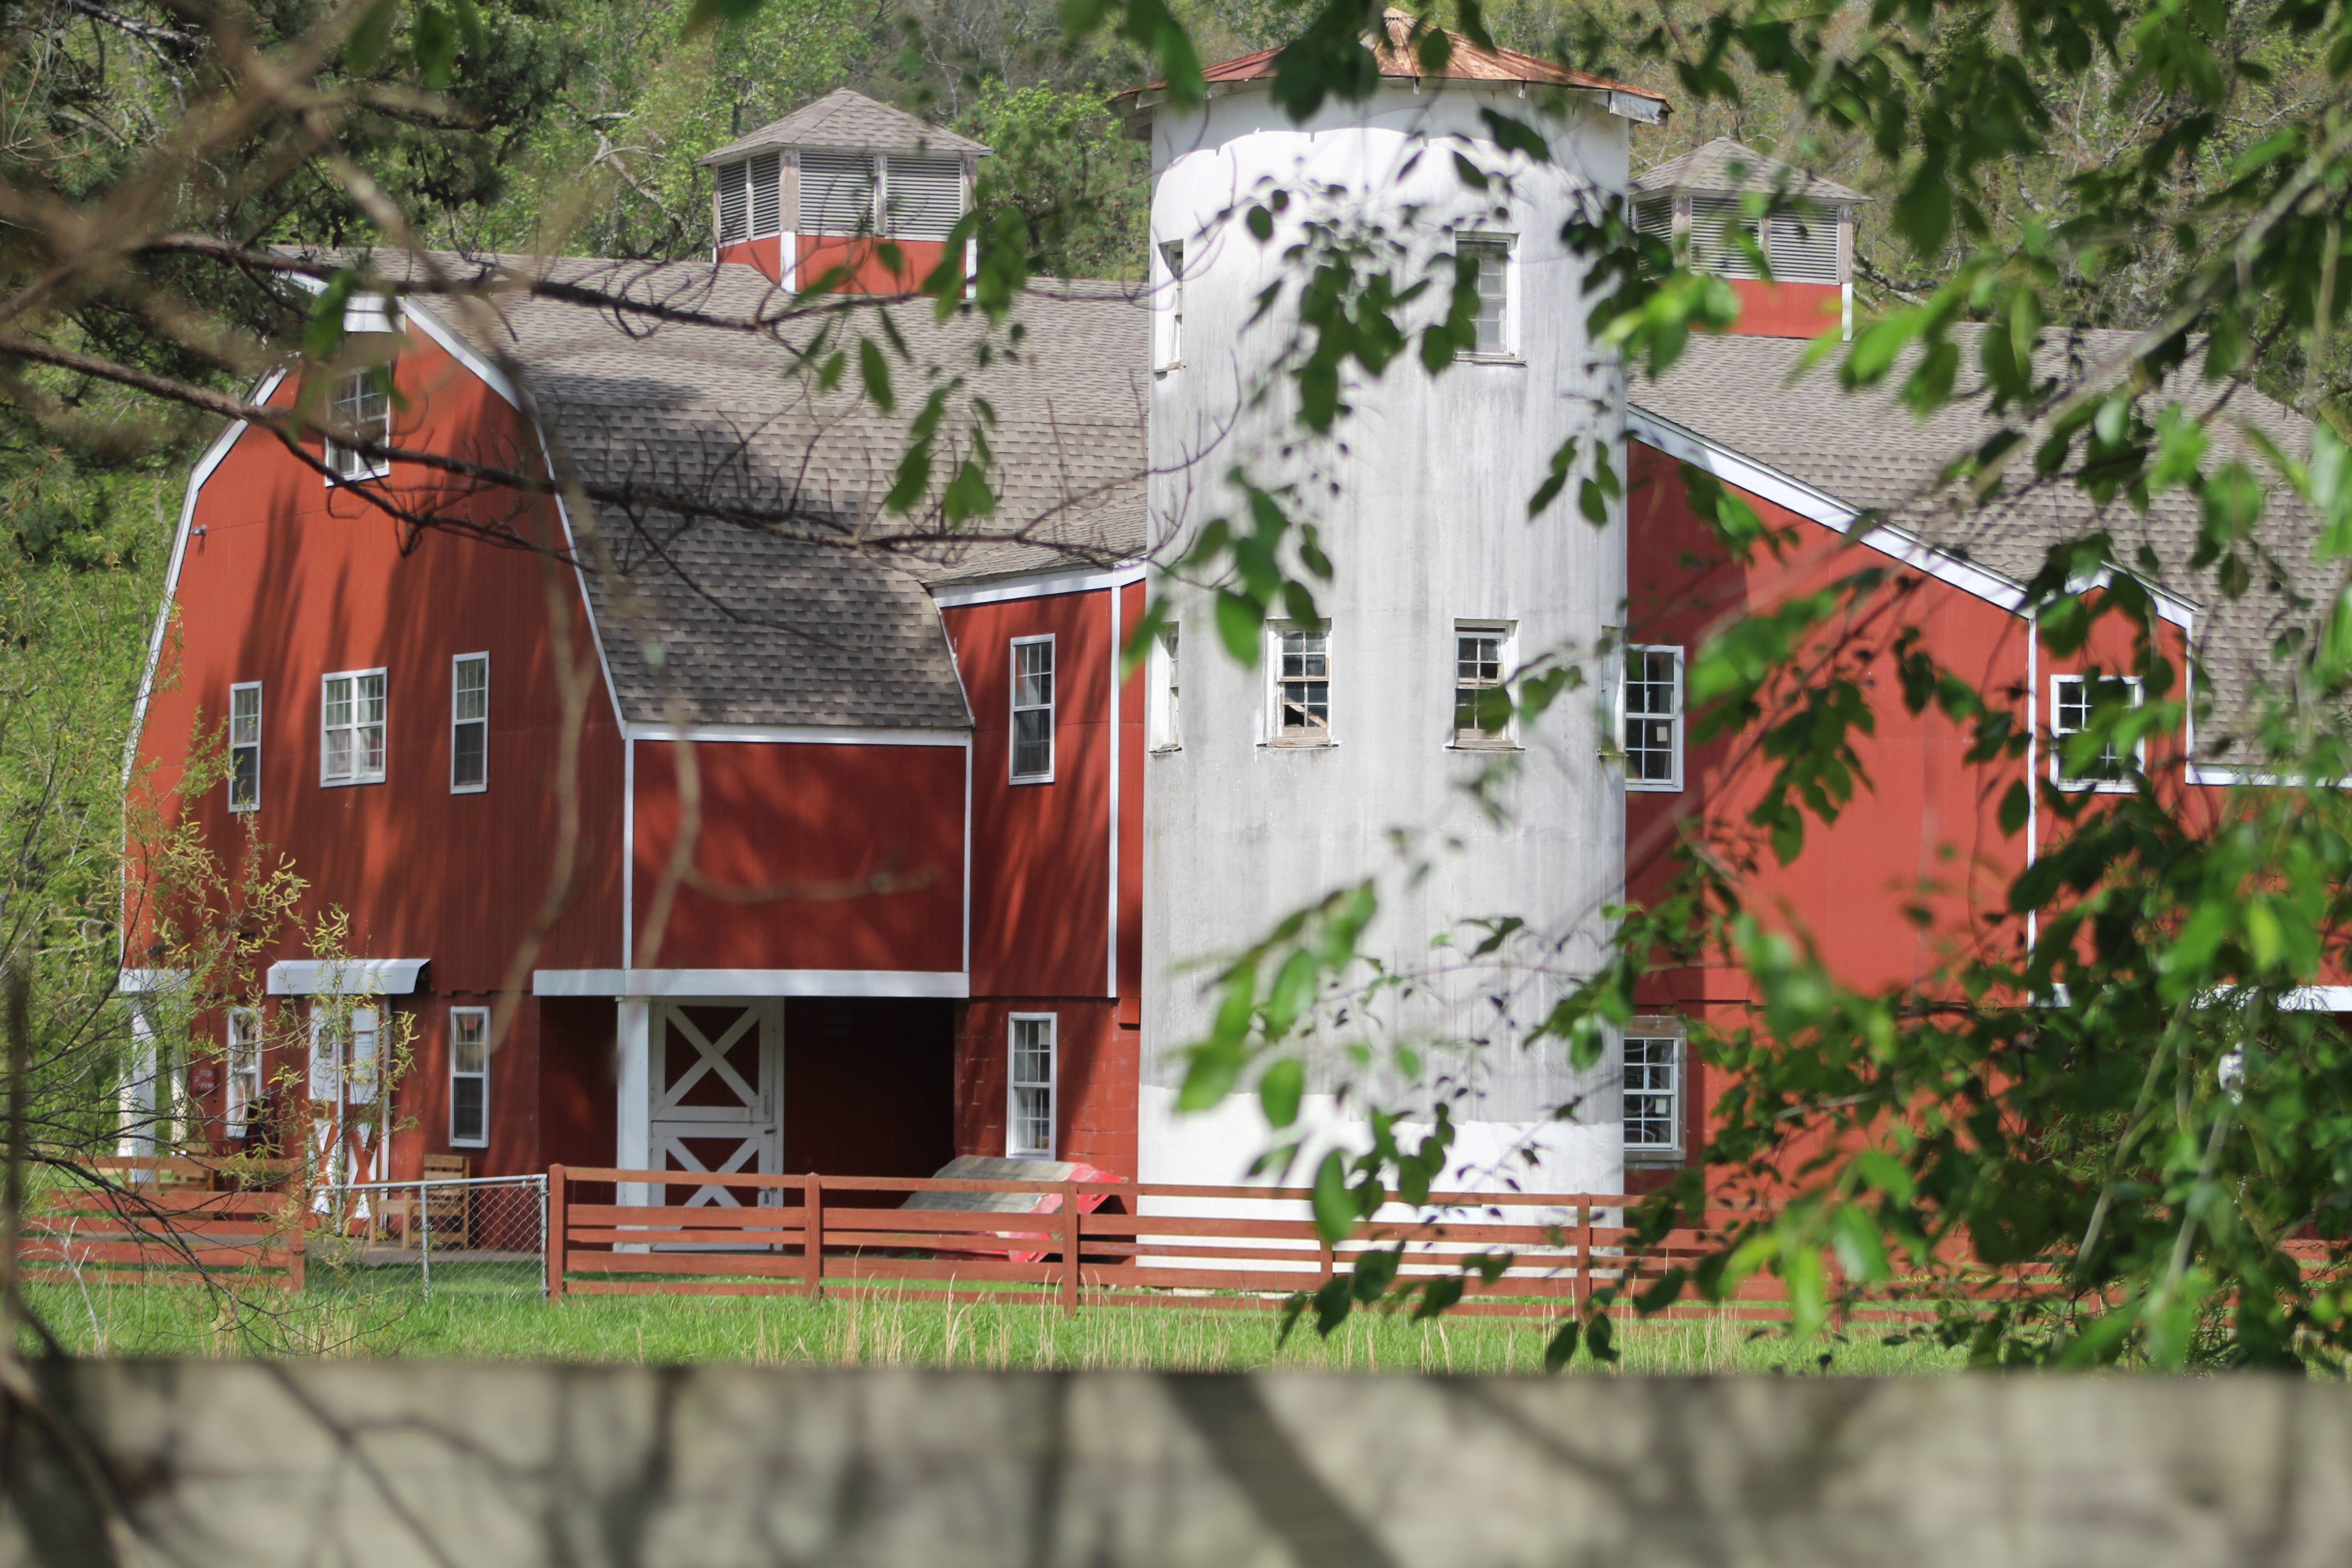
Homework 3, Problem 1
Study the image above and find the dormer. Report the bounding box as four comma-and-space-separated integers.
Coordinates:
1631, 138, 1868, 339
697, 88, 990, 293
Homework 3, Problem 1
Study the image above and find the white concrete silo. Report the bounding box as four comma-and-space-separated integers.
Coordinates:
1132, 19, 1662, 1197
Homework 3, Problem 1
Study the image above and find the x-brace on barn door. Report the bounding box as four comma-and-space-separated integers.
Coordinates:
649, 1000, 782, 1206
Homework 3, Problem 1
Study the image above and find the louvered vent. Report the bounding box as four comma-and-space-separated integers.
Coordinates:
1633, 196, 1673, 277
1688, 195, 1760, 279
748, 152, 783, 236
716, 161, 749, 245
1767, 208, 1839, 283
799, 152, 877, 235
885, 156, 964, 240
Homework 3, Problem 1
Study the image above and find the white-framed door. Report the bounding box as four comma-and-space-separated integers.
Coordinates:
649, 999, 783, 1206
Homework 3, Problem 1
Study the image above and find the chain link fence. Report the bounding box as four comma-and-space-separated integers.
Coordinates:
305, 1175, 547, 1300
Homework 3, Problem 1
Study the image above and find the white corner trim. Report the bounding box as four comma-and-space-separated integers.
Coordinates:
123, 371, 288, 789
117, 969, 193, 995
533, 968, 969, 1000
268, 958, 430, 996
929, 562, 1148, 609
1626, 407, 2197, 633
621, 722, 971, 747
399, 298, 522, 411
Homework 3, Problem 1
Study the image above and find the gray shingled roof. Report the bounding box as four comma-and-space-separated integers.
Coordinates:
699, 88, 990, 166
1632, 137, 1869, 204
1629, 330, 2318, 764
378, 256, 1148, 728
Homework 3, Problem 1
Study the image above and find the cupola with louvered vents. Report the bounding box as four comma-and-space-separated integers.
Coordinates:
1629, 138, 1869, 339
696, 88, 990, 292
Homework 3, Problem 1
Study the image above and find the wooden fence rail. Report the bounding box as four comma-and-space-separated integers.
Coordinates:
545, 1166, 1804, 1318
25, 1158, 305, 1292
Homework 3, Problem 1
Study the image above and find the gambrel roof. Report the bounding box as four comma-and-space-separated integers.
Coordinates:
1628, 330, 2318, 771
699, 89, 990, 167
352, 254, 1150, 730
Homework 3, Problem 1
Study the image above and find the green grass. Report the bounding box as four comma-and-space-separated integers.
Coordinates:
24, 1265, 1966, 1374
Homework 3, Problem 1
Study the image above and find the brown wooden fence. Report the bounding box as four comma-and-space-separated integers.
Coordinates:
24, 1158, 305, 1292
545, 1166, 1804, 1317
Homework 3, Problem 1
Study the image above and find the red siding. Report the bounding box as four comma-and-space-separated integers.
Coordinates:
131, 338, 625, 980
628, 740, 965, 971
795, 235, 957, 294
128, 331, 627, 1176
955, 998, 1135, 1178
1627, 438, 2194, 1179
1724, 279, 1843, 338
715, 237, 787, 279
944, 591, 1114, 998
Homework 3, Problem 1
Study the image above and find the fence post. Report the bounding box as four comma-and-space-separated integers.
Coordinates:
804, 1173, 823, 1300
1060, 1181, 1080, 1316
282, 1189, 305, 1295
1575, 1199, 1593, 1315
544, 1165, 568, 1302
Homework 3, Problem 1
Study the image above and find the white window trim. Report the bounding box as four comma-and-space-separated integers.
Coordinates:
1265, 620, 1336, 749
1456, 232, 1519, 362
1156, 239, 1186, 372
229, 681, 262, 813
320, 667, 389, 788
449, 1005, 490, 1148
451, 652, 489, 794
323, 364, 392, 485
2050, 672, 2146, 793
1622, 644, 1685, 793
1449, 621, 1519, 750
1006, 1012, 1057, 1159
1009, 634, 1056, 785
1147, 623, 1181, 752
1622, 1017, 1686, 1165
225, 1007, 262, 1136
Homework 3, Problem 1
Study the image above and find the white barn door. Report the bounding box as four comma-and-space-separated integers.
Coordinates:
649, 1000, 782, 1206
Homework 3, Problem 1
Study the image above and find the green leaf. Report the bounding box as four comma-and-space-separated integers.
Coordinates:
1542, 1318, 1581, 1371
858, 338, 895, 415
345, 0, 398, 74
1311, 1150, 1353, 1245
1214, 589, 1262, 664
1259, 1058, 1304, 1128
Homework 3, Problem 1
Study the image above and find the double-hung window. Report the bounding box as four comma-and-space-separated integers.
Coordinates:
1622, 1019, 1686, 1163
1459, 238, 1511, 357
1148, 625, 1181, 751
449, 1007, 489, 1147
1007, 1013, 1056, 1158
1453, 624, 1512, 747
1273, 624, 1332, 745
229, 682, 261, 812
451, 653, 489, 792
2051, 673, 2144, 790
321, 670, 387, 786
1010, 637, 1055, 782
325, 366, 392, 483
1622, 645, 1684, 791
225, 1008, 262, 1135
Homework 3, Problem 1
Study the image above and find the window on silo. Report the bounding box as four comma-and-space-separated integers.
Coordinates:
747, 152, 783, 237
1767, 206, 1839, 283
800, 151, 877, 235
1458, 238, 1509, 356
884, 156, 963, 240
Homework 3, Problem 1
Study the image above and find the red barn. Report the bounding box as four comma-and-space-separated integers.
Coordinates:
118, 85, 2324, 1207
